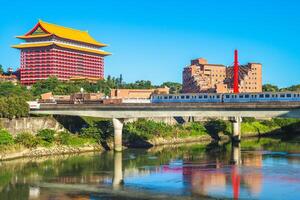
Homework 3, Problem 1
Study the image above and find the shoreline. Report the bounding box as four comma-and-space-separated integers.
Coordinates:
0, 145, 103, 161
0, 135, 221, 161
0, 129, 293, 162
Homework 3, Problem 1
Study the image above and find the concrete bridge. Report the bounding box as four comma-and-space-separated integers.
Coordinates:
30, 102, 300, 151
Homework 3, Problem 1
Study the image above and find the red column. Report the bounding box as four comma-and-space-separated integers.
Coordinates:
233, 50, 239, 93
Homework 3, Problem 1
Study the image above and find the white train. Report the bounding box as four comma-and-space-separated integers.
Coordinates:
151, 92, 300, 103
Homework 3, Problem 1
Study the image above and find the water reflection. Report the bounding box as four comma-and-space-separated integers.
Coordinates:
0, 138, 300, 199
112, 152, 123, 189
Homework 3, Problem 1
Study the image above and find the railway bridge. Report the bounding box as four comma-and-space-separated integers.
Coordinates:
30, 102, 300, 151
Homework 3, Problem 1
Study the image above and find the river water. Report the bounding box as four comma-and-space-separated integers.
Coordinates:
0, 138, 300, 200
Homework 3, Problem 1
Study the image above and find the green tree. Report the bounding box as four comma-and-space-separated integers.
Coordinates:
31, 76, 60, 96
281, 84, 300, 92
262, 84, 279, 92
0, 64, 3, 75
0, 82, 31, 100
161, 82, 182, 94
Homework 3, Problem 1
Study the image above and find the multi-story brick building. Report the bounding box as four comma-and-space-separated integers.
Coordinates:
12, 20, 110, 85
182, 58, 262, 93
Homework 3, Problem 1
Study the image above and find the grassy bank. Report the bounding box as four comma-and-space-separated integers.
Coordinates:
1, 116, 299, 160
241, 117, 300, 138
0, 128, 101, 160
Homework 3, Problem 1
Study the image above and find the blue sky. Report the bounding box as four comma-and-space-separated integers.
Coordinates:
0, 0, 300, 87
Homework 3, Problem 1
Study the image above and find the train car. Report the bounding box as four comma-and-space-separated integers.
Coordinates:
151, 93, 222, 103
223, 92, 300, 103
151, 92, 300, 103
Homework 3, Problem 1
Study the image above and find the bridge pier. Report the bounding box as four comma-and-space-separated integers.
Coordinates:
112, 118, 124, 152
112, 152, 123, 188
230, 116, 242, 142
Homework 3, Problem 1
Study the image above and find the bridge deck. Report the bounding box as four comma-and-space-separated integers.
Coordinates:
37, 102, 300, 110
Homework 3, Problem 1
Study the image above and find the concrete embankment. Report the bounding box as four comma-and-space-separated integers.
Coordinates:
0, 117, 64, 136
0, 145, 103, 161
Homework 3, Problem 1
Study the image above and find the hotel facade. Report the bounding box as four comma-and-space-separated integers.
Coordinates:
12, 20, 110, 85
182, 58, 262, 93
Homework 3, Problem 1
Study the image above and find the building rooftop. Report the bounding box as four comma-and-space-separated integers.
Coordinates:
16, 20, 107, 47
12, 42, 111, 56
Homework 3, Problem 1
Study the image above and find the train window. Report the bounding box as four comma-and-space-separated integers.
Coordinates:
280, 94, 285, 98
181, 96, 185, 99
259, 94, 264, 98
226, 95, 230, 98
245, 95, 249, 98
164, 96, 168, 99
204, 95, 208, 99
298, 94, 300, 97
186, 96, 190, 99
169, 96, 173, 99
199, 95, 203, 99
294, 94, 297, 98
239, 95, 244, 98
287, 94, 292, 98
217, 95, 220, 98
265, 94, 270, 98
272, 94, 275, 98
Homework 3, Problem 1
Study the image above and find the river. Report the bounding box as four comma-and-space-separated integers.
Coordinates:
0, 138, 300, 200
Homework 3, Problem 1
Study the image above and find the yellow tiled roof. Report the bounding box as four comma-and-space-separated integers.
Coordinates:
12, 42, 111, 56
17, 34, 52, 39
56, 43, 111, 56
12, 42, 54, 48
17, 20, 107, 47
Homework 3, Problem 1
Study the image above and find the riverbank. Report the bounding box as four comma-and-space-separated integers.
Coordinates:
1, 116, 300, 161
0, 144, 103, 161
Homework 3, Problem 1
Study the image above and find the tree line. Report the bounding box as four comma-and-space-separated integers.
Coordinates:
262, 84, 300, 92
0, 70, 300, 119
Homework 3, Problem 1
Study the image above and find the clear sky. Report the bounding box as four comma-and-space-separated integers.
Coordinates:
0, 0, 300, 87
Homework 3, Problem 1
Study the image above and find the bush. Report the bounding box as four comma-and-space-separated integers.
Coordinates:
56, 131, 96, 146
261, 120, 278, 128
273, 118, 299, 127
36, 129, 56, 144
0, 129, 14, 145
184, 122, 207, 137
80, 126, 101, 142
204, 120, 228, 135
15, 132, 39, 148
56, 131, 71, 145
242, 117, 256, 123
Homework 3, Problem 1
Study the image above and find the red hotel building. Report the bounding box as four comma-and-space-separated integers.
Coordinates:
12, 20, 111, 85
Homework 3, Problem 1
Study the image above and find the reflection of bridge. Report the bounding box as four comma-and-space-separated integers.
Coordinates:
112, 142, 256, 199
30, 102, 300, 151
